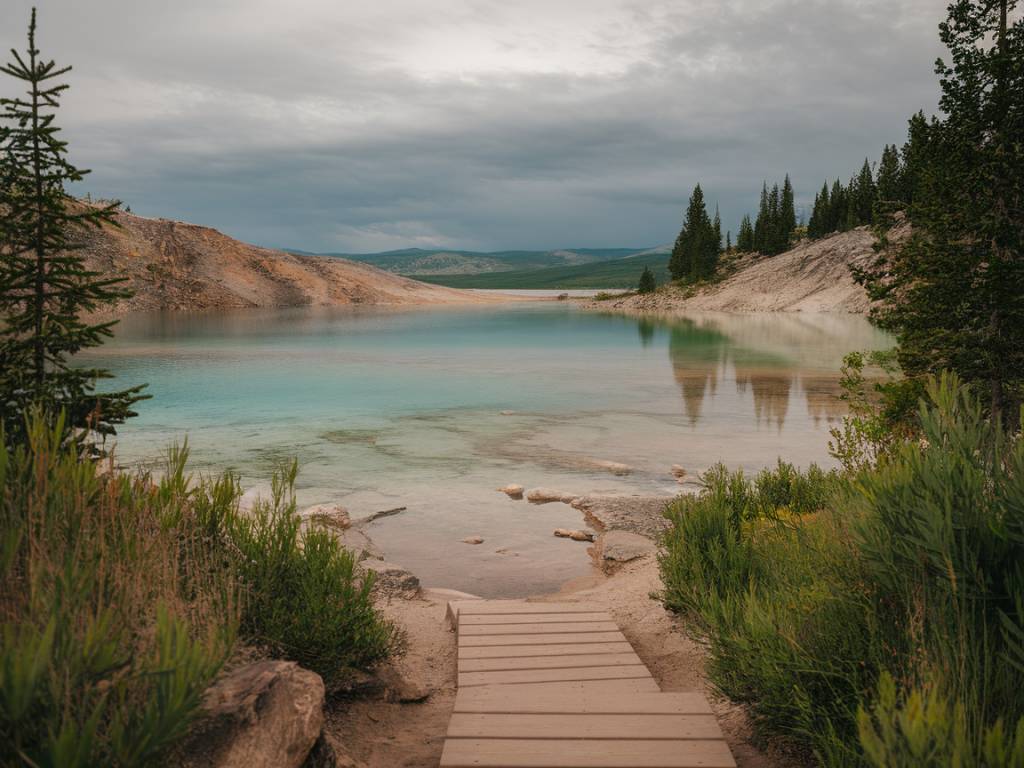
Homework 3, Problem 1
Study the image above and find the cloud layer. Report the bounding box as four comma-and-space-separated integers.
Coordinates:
2, 0, 944, 251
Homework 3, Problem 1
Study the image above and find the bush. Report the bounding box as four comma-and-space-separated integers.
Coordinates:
659, 374, 1024, 765
0, 415, 238, 767
0, 414, 401, 765
230, 461, 402, 687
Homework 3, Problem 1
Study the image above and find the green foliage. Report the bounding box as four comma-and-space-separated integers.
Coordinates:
736, 214, 755, 252
855, 0, 1024, 423
0, 414, 237, 767
637, 265, 657, 294
0, 11, 147, 447
669, 184, 720, 281
659, 374, 1024, 765
229, 462, 403, 688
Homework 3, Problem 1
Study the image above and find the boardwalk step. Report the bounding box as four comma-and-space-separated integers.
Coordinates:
440, 738, 736, 767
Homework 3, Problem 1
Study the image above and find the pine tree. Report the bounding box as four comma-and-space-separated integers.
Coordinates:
875, 144, 903, 205
725, 230, 731, 253
713, 205, 722, 255
0, 9, 147, 444
737, 214, 755, 251
753, 182, 769, 253
780, 174, 796, 249
669, 184, 718, 281
808, 181, 830, 239
900, 110, 932, 205
855, 0, 1024, 423
854, 158, 876, 224
828, 179, 846, 233
637, 265, 657, 294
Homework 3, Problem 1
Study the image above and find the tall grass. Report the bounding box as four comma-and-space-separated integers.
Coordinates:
0, 415, 401, 766
660, 375, 1024, 765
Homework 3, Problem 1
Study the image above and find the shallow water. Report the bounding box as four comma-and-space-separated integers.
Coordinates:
82, 304, 892, 597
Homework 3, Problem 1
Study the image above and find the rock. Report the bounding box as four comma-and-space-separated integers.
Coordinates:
500, 410, 516, 416
373, 666, 434, 703
337, 528, 384, 561
591, 460, 633, 476
526, 488, 578, 504
359, 560, 420, 595
498, 484, 524, 499
182, 660, 324, 768
557, 293, 569, 300
571, 495, 674, 540
553, 528, 594, 542
599, 530, 657, 567
671, 464, 687, 480
298, 504, 351, 532
462, 535, 485, 545
304, 731, 359, 768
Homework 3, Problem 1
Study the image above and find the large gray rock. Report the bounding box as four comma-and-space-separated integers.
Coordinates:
359, 559, 420, 596
571, 495, 674, 540
599, 530, 658, 566
183, 660, 324, 768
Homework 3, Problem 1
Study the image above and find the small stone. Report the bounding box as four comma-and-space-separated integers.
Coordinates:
569, 530, 595, 542
359, 560, 420, 595
671, 465, 687, 480
526, 488, 578, 504
498, 484, 524, 499
592, 460, 633, 476
462, 535, 484, 545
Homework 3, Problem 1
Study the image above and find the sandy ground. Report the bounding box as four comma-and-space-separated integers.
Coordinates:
328, 556, 796, 768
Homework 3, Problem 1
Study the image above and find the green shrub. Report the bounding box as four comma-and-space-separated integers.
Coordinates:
660, 374, 1024, 766
229, 461, 403, 688
0, 415, 238, 768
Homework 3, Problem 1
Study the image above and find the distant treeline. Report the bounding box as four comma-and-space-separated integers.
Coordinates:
669, 111, 930, 282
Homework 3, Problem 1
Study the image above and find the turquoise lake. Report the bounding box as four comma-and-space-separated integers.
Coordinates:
81, 303, 892, 597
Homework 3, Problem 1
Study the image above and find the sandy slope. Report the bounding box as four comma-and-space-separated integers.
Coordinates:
77, 209, 503, 315
587, 222, 910, 315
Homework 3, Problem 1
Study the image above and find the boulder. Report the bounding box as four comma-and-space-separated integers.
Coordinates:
359, 560, 420, 596
337, 528, 384, 561
526, 488, 578, 504
553, 528, 594, 542
298, 504, 351, 532
497, 484, 524, 499
462, 535, 485, 545
591, 460, 633, 476
182, 660, 324, 768
599, 530, 657, 567
571, 495, 674, 540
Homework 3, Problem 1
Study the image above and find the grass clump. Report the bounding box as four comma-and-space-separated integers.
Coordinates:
660, 374, 1024, 765
0, 413, 399, 766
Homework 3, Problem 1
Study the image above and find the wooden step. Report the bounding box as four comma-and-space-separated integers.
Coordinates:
453, 689, 713, 715
447, 712, 724, 740
459, 631, 629, 647
460, 621, 621, 636
440, 738, 736, 767
459, 641, 636, 659
459, 652, 644, 673
459, 664, 652, 688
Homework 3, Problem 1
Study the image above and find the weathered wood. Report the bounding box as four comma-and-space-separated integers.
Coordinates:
459, 631, 628, 647
460, 612, 611, 626
459, 642, 635, 659
453, 689, 714, 715
460, 621, 620, 636
449, 601, 598, 619
447, 713, 724, 740
466, 678, 661, 695
459, 652, 643, 673
459, 665, 651, 688
440, 738, 737, 767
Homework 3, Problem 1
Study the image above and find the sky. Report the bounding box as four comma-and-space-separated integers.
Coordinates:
2, 0, 946, 253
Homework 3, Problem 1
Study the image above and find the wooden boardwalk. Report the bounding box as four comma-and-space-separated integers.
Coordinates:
441, 600, 736, 768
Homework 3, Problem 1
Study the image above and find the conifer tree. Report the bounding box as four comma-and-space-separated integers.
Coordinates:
875, 144, 903, 205
637, 265, 657, 294
669, 184, 718, 281
737, 214, 755, 252
725, 230, 731, 253
713, 205, 722, 255
856, 0, 1024, 422
854, 158, 876, 224
780, 174, 796, 249
0, 9, 146, 444
828, 179, 846, 233
753, 183, 769, 253
900, 110, 932, 204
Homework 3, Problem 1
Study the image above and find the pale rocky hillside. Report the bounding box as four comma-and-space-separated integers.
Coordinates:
593, 221, 910, 314
77, 207, 497, 315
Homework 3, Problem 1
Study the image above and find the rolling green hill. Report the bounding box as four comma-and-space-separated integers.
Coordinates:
409, 251, 671, 289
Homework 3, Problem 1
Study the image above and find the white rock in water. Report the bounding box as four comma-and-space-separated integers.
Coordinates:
553, 528, 595, 542
462, 535, 485, 545
671, 464, 687, 480
592, 460, 633, 476
498, 484, 525, 499
527, 488, 578, 504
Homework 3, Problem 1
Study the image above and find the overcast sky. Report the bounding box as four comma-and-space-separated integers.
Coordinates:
2, 0, 946, 252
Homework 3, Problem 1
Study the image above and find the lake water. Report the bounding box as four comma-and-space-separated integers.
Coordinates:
82, 304, 891, 597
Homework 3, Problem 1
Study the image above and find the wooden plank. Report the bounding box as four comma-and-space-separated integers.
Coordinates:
458, 665, 652, 688
476, 679, 662, 695
450, 601, 598, 618
460, 612, 611, 626
459, 642, 635, 659
454, 689, 713, 715
459, 631, 628, 647
459, 653, 643, 673
447, 713, 724, 740
440, 738, 737, 767
460, 621, 620, 636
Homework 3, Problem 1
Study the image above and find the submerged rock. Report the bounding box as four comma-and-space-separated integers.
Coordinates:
359, 560, 420, 596
338, 528, 384, 561
298, 504, 351, 532
462, 535, 485, 545
553, 528, 595, 542
182, 660, 324, 768
498, 484, 525, 499
526, 488, 578, 504
571, 495, 674, 540
670, 464, 687, 480
591, 459, 633, 476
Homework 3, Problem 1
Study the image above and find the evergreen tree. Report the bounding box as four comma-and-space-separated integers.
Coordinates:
737, 214, 755, 251
808, 181, 830, 239
854, 158, 876, 224
780, 174, 796, 248
669, 184, 718, 281
725, 230, 731, 253
0, 10, 147, 444
713, 205, 722, 255
900, 110, 932, 204
637, 265, 657, 294
855, 0, 1024, 422
753, 182, 769, 253
875, 144, 903, 205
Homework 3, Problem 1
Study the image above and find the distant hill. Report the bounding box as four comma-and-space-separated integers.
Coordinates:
410, 251, 671, 290
290, 246, 655, 275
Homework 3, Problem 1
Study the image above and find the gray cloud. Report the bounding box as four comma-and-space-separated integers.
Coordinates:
2, 0, 944, 251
